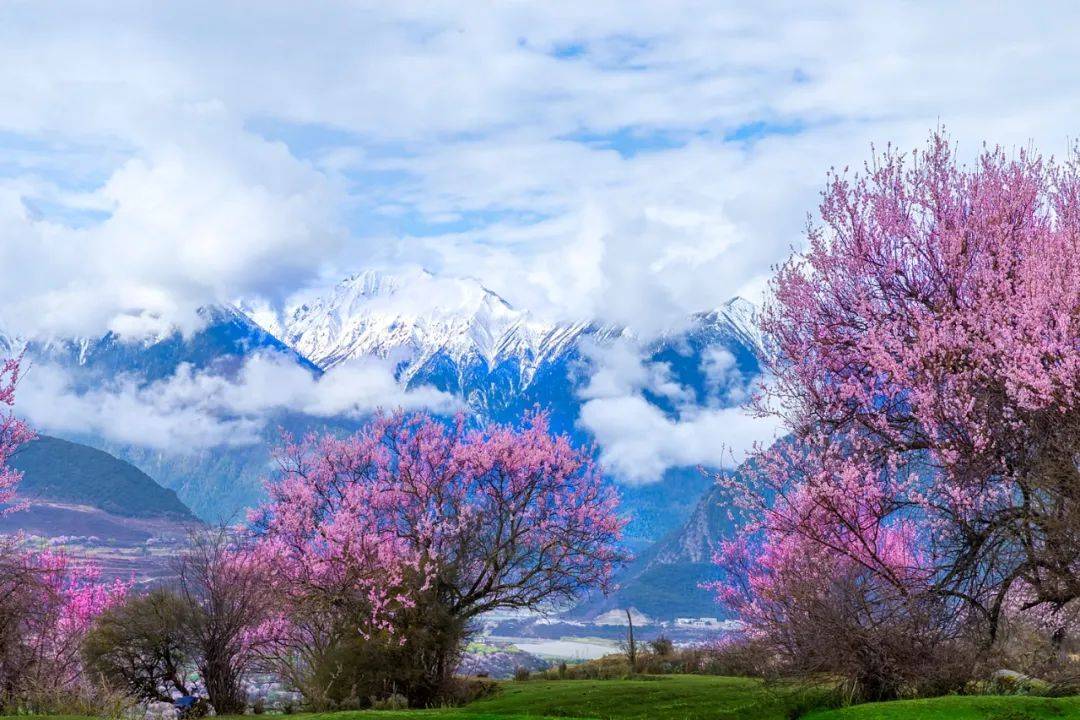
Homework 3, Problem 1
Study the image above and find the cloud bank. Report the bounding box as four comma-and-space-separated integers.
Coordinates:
576, 340, 780, 483
17, 355, 460, 451
2, 2, 1075, 476
3, 3, 1080, 339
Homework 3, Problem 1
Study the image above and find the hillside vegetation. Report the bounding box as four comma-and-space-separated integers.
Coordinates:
9, 435, 194, 519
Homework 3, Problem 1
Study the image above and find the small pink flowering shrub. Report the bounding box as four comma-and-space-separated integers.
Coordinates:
0, 548, 129, 712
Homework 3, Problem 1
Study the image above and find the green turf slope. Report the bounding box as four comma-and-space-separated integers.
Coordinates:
806, 694, 1080, 720
5, 677, 1080, 720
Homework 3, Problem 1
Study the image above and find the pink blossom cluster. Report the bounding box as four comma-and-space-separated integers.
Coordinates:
14, 549, 130, 691
0, 357, 34, 514
250, 410, 625, 640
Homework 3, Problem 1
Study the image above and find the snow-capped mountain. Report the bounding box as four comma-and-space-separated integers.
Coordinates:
272, 269, 624, 383
263, 269, 764, 423
2, 304, 313, 385
4, 269, 766, 588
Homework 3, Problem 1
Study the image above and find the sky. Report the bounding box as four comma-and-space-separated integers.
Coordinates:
2, 1, 1079, 476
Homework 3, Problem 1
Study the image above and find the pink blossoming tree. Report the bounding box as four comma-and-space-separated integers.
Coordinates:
251, 410, 625, 705
0, 357, 128, 710
1, 548, 129, 709
713, 132, 1080, 693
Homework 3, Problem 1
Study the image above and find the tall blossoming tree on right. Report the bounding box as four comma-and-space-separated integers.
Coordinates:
714, 133, 1080, 695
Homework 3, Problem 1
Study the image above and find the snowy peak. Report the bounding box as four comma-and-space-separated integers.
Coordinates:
694, 297, 765, 358
278, 269, 609, 378
267, 270, 764, 413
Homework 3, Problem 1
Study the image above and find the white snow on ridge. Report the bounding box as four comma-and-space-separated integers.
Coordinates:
258, 269, 764, 395
275, 269, 627, 384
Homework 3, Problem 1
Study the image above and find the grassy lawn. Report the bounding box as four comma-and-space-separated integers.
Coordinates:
213, 676, 809, 720
0, 677, 813, 720
6, 677, 1080, 720
805, 694, 1080, 719
459, 675, 809, 719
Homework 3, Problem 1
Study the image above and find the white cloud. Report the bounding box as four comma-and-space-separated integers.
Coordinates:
1, 2, 1078, 342
580, 394, 780, 483
16, 355, 459, 451
0, 112, 344, 338
0, 1, 1076, 476
576, 340, 779, 483
701, 347, 748, 405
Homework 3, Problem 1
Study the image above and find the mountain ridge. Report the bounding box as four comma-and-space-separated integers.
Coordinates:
2, 269, 765, 617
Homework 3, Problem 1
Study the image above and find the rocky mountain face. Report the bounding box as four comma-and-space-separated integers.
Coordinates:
571, 479, 733, 620
268, 269, 763, 428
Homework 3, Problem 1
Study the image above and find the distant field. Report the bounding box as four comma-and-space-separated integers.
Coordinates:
6, 676, 1080, 720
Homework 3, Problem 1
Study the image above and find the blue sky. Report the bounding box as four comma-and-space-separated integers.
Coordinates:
1, 1, 1078, 339
2, 1, 1078, 471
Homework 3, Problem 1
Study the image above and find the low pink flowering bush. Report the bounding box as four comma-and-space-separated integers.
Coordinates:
0, 548, 129, 711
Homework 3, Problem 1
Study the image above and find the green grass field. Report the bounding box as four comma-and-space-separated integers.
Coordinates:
5, 676, 1080, 720
808, 694, 1080, 719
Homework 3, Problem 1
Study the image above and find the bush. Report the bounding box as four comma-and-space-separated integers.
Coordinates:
370, 692, 408, 710
533, 654, 632, 680
82, 589, 197, 703
9, 681, 136, 719
649, 636, 674, 657
179, 697, 211, 719
531, 638, 776, 682
293, 601, 468, 710
513, 666, 531, 681
439, 677, 499, 706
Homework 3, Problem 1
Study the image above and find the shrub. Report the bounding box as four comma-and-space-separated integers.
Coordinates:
439, 677, 499, 706
531, 638, 777, 682
513, 666, 531, 681
370, 692, 408, 710
10, 681, 136, 719
649, 635, 674, 657
82, 588, 197, 703
292, 600, 468, 709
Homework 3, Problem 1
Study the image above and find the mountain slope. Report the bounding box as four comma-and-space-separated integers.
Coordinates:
585, 449, 782, 619
4, 304, 316, 386
277, 269, 623, 379
274, 270, 763, 428
9, 434, 195, 520
1, 436, 198, 581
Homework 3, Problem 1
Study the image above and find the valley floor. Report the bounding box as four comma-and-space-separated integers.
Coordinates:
7, 676, 1080, 720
